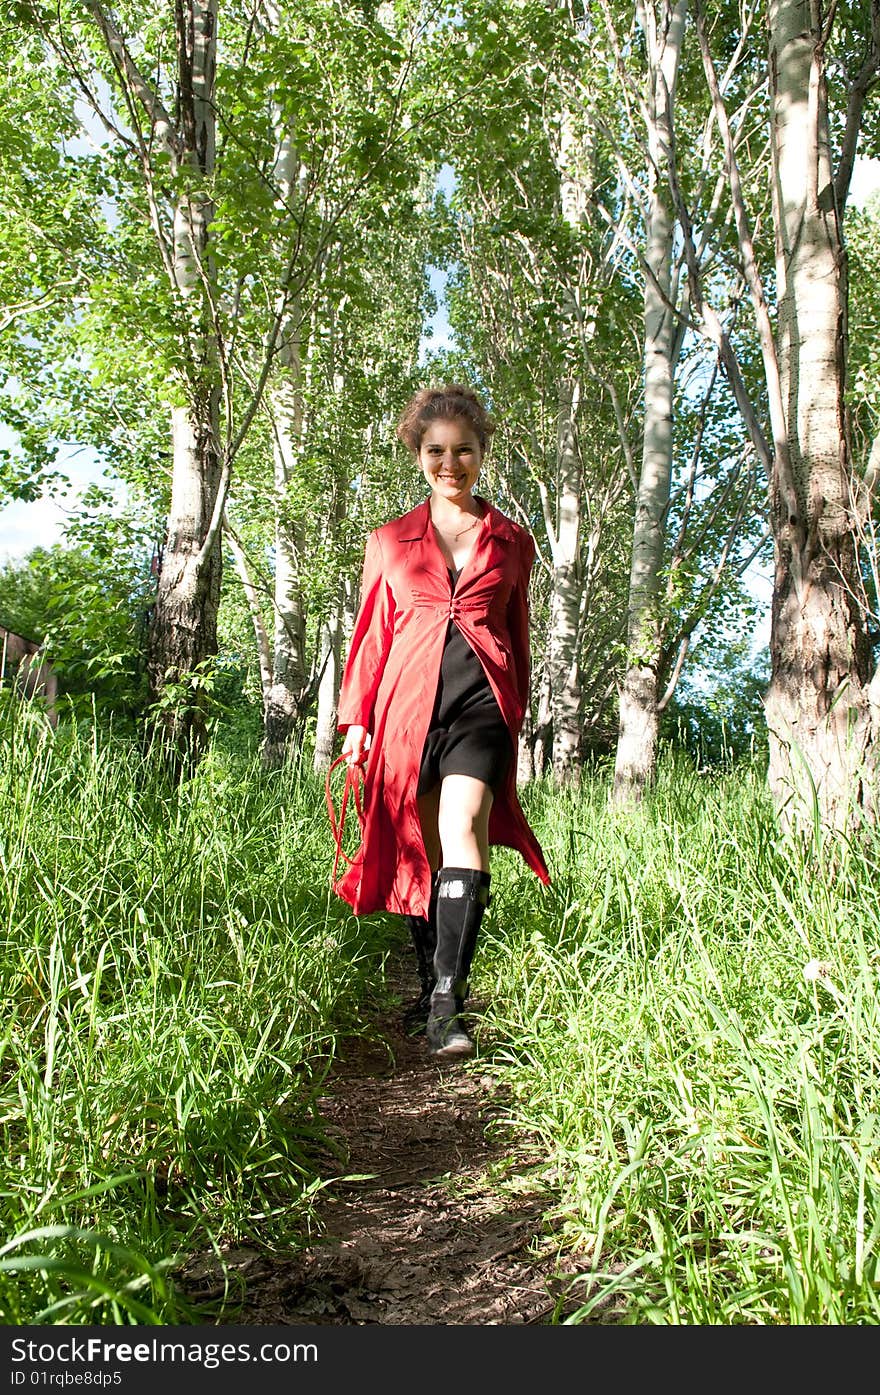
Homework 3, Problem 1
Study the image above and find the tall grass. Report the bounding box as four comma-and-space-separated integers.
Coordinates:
5, 701, 880, 1325
480, 755, 880, 1324
0, 704, 390, 1324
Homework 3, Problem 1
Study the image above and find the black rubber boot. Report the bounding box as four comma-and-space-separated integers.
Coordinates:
402, 881, 438, 1033
426, 867, 491, 1059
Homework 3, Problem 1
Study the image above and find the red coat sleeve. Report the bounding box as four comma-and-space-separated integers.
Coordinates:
337, 530, 395, 732
508, 529, 536, 718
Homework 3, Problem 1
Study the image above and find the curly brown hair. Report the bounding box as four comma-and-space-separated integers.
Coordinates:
396, 384, 497, 454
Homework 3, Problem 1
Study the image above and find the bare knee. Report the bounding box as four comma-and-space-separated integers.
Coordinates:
437, 775, 493, 871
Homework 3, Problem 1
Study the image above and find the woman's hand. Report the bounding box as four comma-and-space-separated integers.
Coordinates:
341, 725, 371, 767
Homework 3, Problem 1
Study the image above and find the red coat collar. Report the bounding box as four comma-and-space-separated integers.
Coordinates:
390, 497, 517, 545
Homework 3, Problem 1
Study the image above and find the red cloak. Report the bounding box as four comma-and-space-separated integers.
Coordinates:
334, 497, 550, 917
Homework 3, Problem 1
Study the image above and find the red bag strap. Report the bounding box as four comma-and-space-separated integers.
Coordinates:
325, 753, 366, 889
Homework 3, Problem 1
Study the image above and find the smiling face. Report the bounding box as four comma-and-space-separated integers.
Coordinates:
418, 417, 482, 506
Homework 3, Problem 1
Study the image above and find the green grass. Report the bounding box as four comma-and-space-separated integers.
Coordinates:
478, 756, 880, 1323
0, 706, 391, 1324
3, 703, 880, 1324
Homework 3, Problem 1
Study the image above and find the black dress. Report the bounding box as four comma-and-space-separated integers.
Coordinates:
417, 568, 513, 796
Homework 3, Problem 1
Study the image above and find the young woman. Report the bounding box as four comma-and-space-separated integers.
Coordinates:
333, 385, 550, 1058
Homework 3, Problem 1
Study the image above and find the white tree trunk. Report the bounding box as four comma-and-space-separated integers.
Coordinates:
313, 602, 344, 773
547, 376, 583, 779
533, 665, 553, 781
261, 83, 311, 768
517, 721, 536, 785
146, 0, 221, 768
764, 0, 875, 830
262, 408, 308, 766
613, 0, 688, 802
543, 103, 589, 782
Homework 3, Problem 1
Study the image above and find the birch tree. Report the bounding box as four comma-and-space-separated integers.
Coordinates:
687, 0, 880, 831
146, 0, 222, 764
260, 21, 310, 767
588, 0, 768, 800
762, 0, 880, 829
612, 0, 689, 800
22, 1, 227, 766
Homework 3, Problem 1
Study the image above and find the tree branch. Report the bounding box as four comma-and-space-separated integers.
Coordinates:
81, 0, 180, 157
835, 0, 880, 210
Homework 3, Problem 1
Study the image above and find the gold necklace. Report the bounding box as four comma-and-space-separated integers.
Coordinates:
433, 513, 481, 541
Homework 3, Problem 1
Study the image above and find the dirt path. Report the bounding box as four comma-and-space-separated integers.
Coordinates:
183, 951, 580, 1325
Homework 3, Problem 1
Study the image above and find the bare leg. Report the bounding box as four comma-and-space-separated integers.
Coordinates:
417, 785, 442, 873
437, 774, 493, 872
